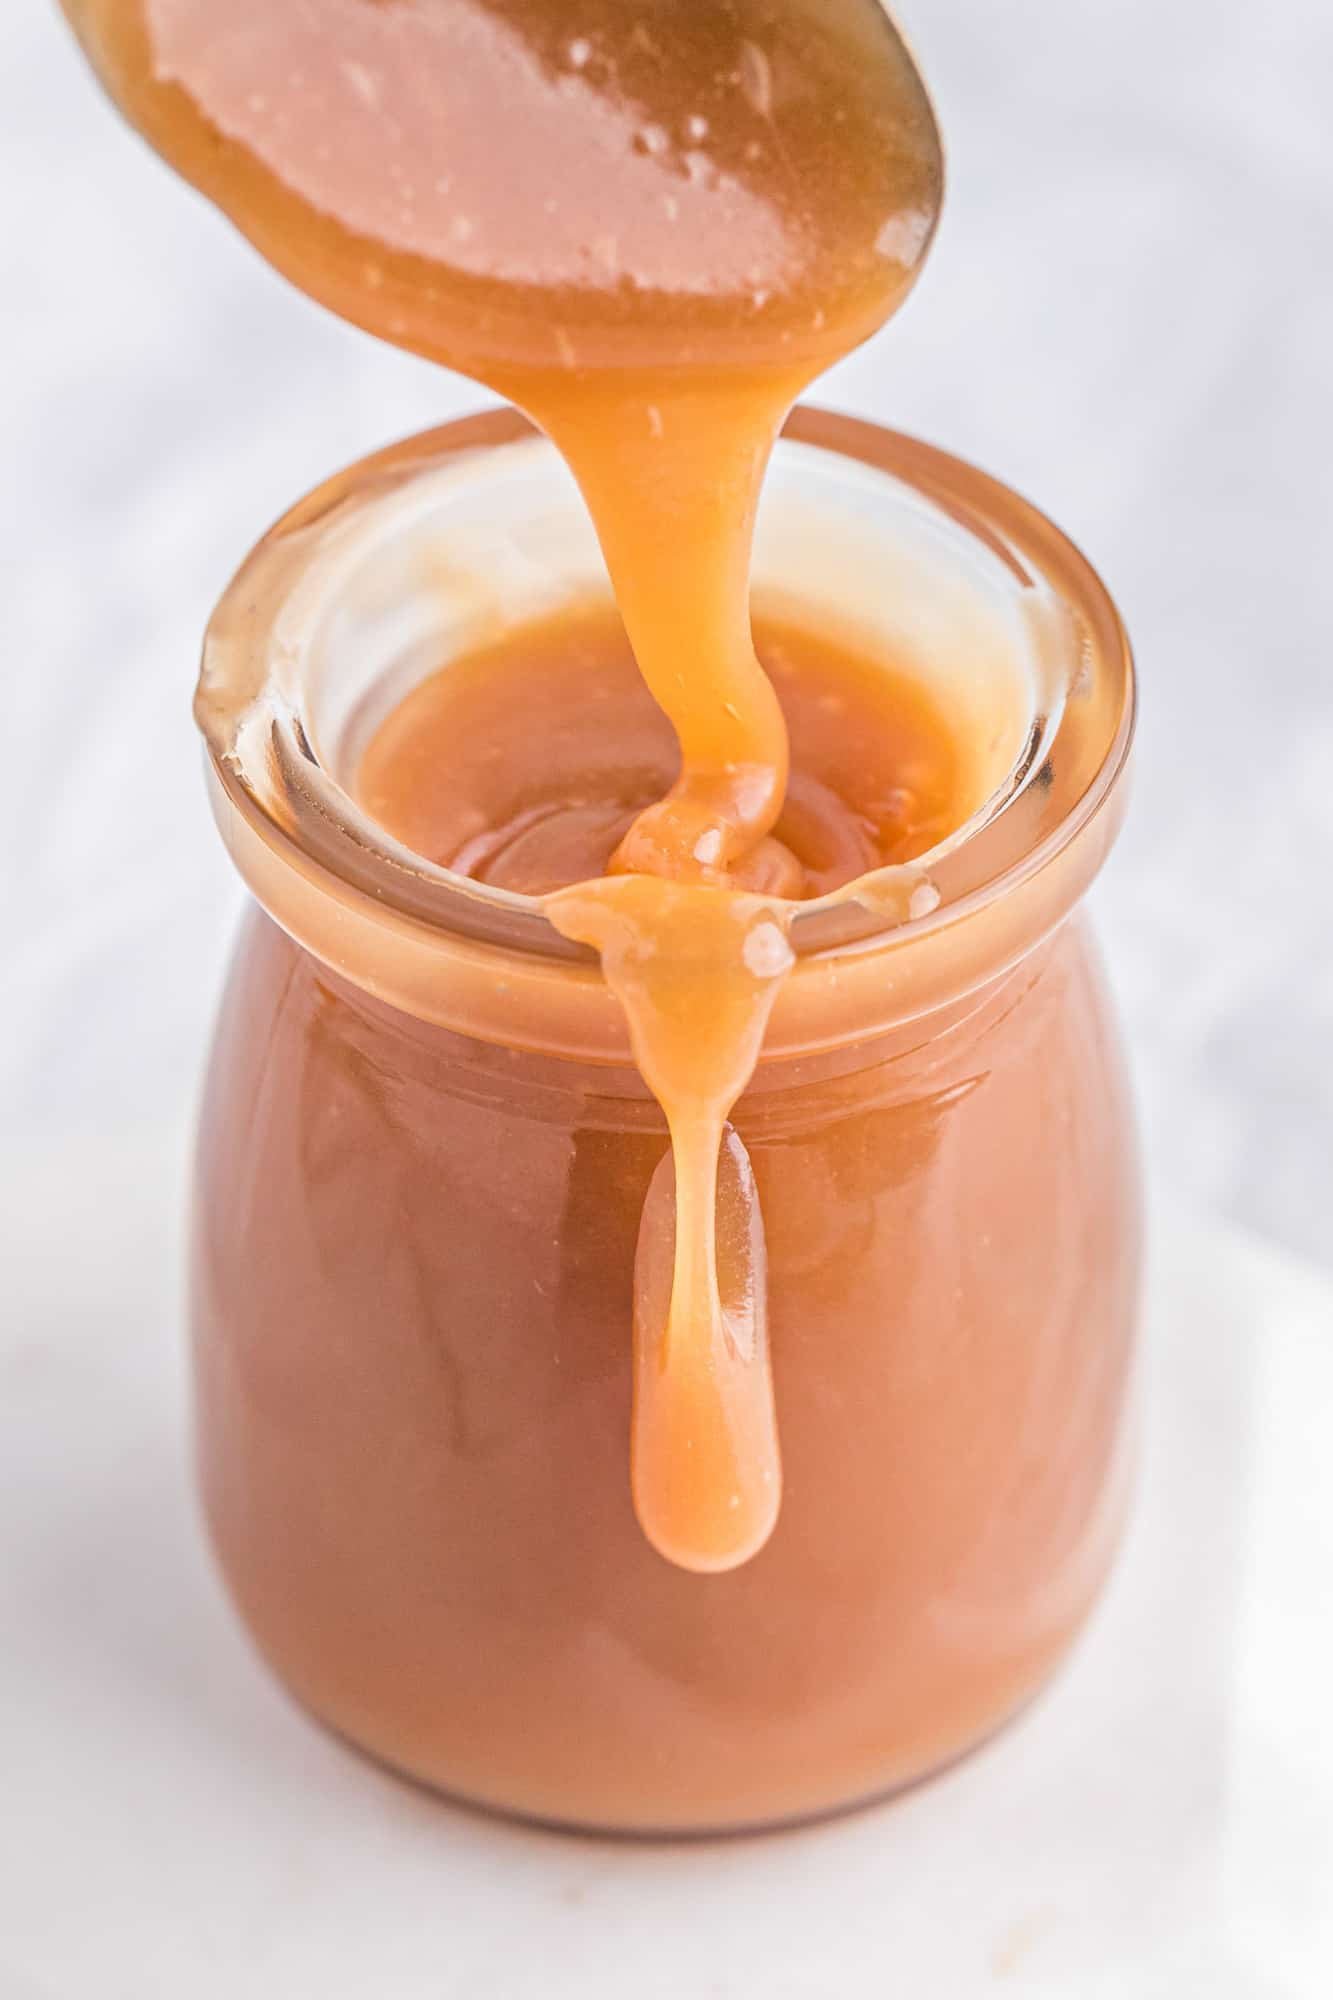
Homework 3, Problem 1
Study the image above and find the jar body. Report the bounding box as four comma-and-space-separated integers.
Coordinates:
192, 904, 1140, 1833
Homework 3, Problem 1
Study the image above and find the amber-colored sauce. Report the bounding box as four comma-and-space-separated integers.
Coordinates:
61, 0, 944, 1568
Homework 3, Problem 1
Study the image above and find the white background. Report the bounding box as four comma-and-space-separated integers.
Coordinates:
3, 0, 1332, 1268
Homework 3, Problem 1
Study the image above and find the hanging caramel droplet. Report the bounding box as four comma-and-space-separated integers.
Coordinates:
632, 1124, 779, 1573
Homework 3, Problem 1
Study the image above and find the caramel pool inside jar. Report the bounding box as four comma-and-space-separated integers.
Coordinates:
62, 0, 945, 1566
358, 602, 964, 900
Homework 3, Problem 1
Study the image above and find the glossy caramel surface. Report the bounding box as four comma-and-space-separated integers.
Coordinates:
358, 601, 963, 897
61, 0, 941, 374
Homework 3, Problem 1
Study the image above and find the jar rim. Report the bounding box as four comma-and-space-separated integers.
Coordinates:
199, 405, 1135, 1059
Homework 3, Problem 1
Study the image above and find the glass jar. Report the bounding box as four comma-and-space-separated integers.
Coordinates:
192, 406, 1139, 1834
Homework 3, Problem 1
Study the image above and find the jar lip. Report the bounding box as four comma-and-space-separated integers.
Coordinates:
199, 405, 1134, 1041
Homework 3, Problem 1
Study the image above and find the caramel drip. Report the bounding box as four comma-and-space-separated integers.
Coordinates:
547, 882, 792, 1570
61, 0, 943, 1570
511, 377, 803, 886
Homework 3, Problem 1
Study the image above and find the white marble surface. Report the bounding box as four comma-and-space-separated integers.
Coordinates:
2, 1133, 1332, 1996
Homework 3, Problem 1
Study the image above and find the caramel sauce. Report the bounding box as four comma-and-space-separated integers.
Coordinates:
62, 0, 943, 1568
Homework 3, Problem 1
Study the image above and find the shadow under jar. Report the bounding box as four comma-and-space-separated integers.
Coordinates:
192, 406, 1140, 1835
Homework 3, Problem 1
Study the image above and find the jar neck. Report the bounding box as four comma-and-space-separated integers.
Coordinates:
200, 408, 1134, 1066
212, 750, 1120, 1065
290, 907, 1069, 1121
